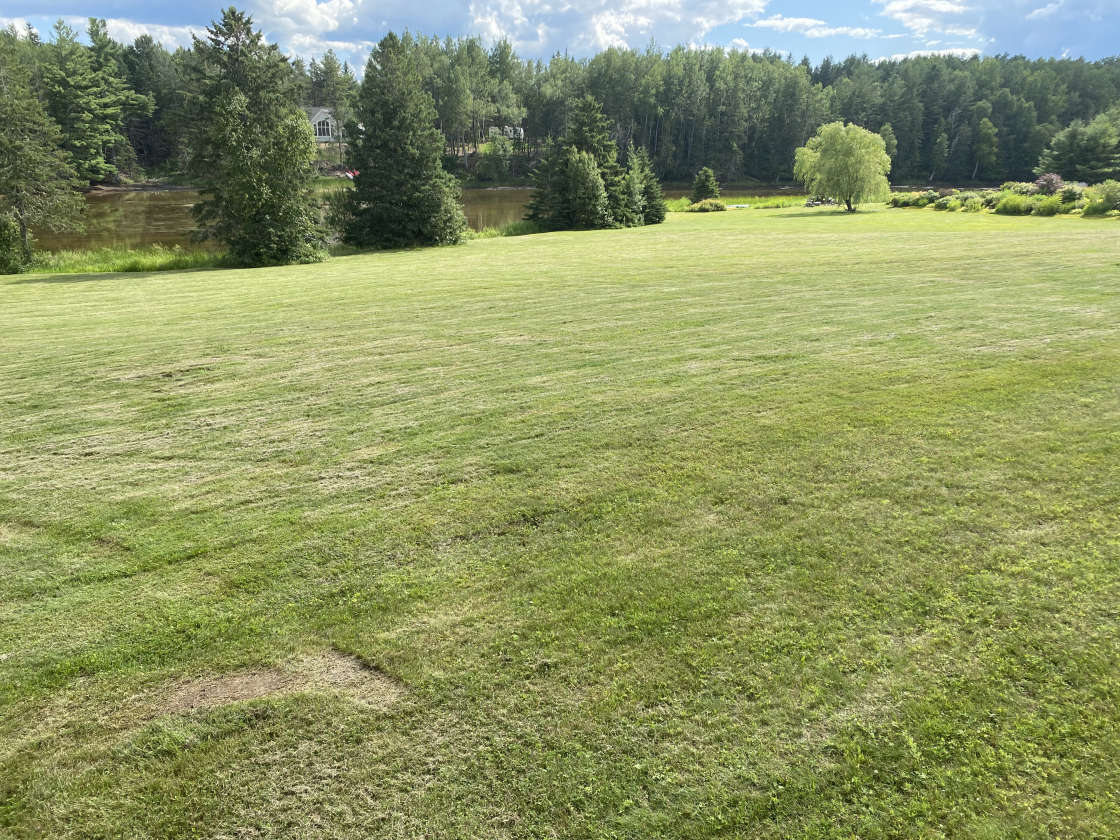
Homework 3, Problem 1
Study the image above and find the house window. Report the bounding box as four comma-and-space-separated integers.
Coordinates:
316, 119, 332, 138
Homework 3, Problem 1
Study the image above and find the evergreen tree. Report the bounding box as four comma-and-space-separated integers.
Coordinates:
632, 145, 667, 224
562, 147, 612, 228
345, 32, 466, 249
87, 19, 152, 177
528, 100, 666, 230
40, 20, 134, 184
525, 140, 567, 227
122, 35, 181, 168
187, 8, 324, 266
0, 33, 83, 271
565, 95, 631, 224
691, 166, 719, 202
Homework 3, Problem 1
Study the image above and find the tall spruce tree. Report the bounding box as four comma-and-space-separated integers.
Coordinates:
691, 167, 720, 202
528, 95, 665, 230
0, 33, 83, 271
631, 145, 666, 224
40, 21, 134, 184
186, 8, 324, 266
87, 19, 152, 177
345, 32, 466, 249
122, 35, 181, 168
565, 95, 631, 224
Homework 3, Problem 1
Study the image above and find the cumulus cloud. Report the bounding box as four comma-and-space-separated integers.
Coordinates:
6, 0, 1120, 69
875, 46, 980, 61
465, 0, 768, 54
1026, 1, 1063, 19
748, 14, 884, 38
101, 19, 198, 49
876, 0, 971, 36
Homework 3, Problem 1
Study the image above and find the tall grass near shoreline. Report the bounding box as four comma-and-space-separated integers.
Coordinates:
28, 244, 222, 275
665, 193, 806, 211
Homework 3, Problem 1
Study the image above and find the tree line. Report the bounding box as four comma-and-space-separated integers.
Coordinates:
4, 18, 1120, 189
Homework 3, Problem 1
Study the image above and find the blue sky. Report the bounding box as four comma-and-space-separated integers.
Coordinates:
3, 0, 1116, 72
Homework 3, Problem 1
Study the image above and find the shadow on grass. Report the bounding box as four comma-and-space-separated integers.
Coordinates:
766, 209, 870, 218
8, 267, 218, 285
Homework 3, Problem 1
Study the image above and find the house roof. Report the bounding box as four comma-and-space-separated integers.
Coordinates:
304, 106, 334, 123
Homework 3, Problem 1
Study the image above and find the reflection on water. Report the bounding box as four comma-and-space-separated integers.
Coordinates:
461, 188, 532, 231
37, 183, 810, 251
37, 186, 536, 251
36, 189, 203, 251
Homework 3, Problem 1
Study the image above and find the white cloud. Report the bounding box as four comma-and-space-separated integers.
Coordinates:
0, 17, 32, 34
268, 0, 356, 31
876, 0, 970, 36
748, 14, 884, 38
1026, 0, 1063, 19
465, 0, 768, 54
101, 19, 198, 50
875, 46, 980, 61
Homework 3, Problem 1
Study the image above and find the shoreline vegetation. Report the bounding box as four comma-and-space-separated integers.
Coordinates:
20, 187, 1119, 277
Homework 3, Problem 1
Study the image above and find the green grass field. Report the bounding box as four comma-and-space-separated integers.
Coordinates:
2, 207, 1118, 838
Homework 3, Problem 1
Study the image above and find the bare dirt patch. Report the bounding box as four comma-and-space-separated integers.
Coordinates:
165, 650, 404, 715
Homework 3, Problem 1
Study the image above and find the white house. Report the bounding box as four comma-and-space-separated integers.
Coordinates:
488, 125, 525, 141
305, 106, 339, 143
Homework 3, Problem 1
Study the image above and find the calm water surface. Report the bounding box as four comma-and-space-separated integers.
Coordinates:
37, 186, 536, 251
37, 183, 816, 251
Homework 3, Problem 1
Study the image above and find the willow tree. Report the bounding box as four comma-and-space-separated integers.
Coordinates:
794, 122, 891, 212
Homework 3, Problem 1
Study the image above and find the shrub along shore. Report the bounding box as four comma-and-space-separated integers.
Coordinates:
890, 175, 1120, 217
19, 173, 1118, 277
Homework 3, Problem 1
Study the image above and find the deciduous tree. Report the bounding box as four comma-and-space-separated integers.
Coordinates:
794, 121, 891, 212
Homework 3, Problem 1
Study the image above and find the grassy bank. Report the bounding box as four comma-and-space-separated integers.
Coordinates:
2, 208, 1118, 837
28, 244, 222, 275
665, 193, 807, 211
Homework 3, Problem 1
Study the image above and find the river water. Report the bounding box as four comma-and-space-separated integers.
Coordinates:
35, 186, 536, 251
35, 184, 806, 251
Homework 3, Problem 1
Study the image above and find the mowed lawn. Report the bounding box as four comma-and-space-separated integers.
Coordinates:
1, 208, 1118, 839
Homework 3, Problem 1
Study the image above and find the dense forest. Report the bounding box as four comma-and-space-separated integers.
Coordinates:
4, 18, 1120, 186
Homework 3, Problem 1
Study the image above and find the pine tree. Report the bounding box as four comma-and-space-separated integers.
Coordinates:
40, 20, 133, 184
565, 95, 630, 225
1036, 108, 1120, 183
0, 33, 83, 271
632, 145, 666, 224
87, 19, 152, 178
525, 140, 567, 228
345, 33, 466, 249
122, 35, 181, 168
186, 8, 324, 266
691, 167, 719, 202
